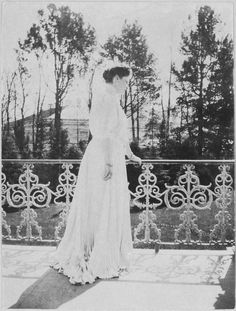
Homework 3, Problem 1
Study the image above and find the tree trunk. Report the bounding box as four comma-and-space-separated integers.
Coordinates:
178, 104, 183, 144
131, 101, 135, 141
54, 91, 62, 158
6, 74, 16, 135
166, 59, 172, 143
129, 85, 135, 141
32, 113, 35, 154
197, 98, 203, 156
124, 90, 128, 114
197, 71, 204, 157
6, 95, 10, 135
1, 100, 5, 133
88, 68, 96, 112
136, 91, 140, 143
160, 90, 166, 147
151, 107, 154, 148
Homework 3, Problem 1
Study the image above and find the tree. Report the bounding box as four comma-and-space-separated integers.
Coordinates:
205, 36, 234, 158
1, 53, 32, 159
144, 106, 160, 146
32, 108, 48, 158
2, 134, 20, 159
47, 122, 70, 159
31, 56, 48, 158
159, 88, 168, 154
19, 3, 96, 158
166, 55, 173, 142
172, 6, 233, 158
12, 49, 31, 157
1, 72, 17, 136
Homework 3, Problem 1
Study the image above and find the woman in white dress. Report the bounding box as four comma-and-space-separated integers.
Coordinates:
51, 64, 142, 285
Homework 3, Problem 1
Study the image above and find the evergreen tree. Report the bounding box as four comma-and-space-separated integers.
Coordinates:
144, 106, 160, 146
32, 108, 48, 158
2, 134, 20, 159
47, 122, 70, 159
144, 105, 160, 157
172, 6, 233, 158
205, 36, 234, 158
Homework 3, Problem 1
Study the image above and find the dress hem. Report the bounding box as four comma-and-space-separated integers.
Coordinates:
50, 261, 130, 285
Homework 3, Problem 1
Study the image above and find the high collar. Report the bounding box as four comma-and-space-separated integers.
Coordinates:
105, 83, 122, 98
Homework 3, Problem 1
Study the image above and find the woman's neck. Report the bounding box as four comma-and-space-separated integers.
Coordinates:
105, 83, 121, 96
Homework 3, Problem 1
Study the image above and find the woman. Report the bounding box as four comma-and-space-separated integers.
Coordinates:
51, 62, 142, 285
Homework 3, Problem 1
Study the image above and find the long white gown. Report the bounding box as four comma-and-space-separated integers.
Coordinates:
51, 85, 133, 284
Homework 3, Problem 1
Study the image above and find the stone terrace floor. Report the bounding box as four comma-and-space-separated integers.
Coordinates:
1, 244, 235, 310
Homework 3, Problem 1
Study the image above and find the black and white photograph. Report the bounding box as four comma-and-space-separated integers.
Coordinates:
1, 0, 235, 310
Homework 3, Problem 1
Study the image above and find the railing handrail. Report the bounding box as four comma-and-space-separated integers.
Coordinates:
1, 158, 235, 164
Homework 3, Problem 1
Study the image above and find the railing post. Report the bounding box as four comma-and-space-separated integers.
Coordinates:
54, 163, 77, 240
210, 165, 234, 244
1, 169, 11, 239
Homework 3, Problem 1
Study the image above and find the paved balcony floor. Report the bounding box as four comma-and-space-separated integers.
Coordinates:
1, 244, 235, 310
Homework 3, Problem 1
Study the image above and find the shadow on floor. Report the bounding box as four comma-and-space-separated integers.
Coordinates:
214, 256, 235, 309
9, 268, 101, 309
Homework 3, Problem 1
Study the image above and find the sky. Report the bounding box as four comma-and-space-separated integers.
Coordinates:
1, 0, 234, 119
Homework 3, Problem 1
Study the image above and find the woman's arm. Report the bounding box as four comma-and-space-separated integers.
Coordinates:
125, 141, 133, 159
102, 137, 113, 180
102, 137, 113, 165
125, 141, 142, 165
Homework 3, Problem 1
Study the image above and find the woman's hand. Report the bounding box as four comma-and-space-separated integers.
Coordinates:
130, 154, 142, 166
104, 164, 113, 181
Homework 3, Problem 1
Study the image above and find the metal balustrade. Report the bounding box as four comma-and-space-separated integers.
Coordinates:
1, 159, 235, 247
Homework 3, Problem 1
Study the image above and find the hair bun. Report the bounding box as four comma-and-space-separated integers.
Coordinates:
103, 66, 130, 83
103, 69, 111, 83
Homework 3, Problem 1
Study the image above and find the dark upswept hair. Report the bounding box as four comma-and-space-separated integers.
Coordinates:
103, 66, 130, 83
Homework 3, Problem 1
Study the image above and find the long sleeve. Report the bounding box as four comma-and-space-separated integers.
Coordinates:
89, 93, 119, 164
89, 94, 119, 138
116, 106, 133, 159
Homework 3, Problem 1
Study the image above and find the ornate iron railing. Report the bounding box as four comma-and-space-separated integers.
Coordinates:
1, 159, 235, 247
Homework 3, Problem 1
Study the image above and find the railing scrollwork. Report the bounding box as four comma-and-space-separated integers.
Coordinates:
131, 163, 162, 243
1, 159, 234, 246
5, 163, 52, 240
164, 164, 213, 244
